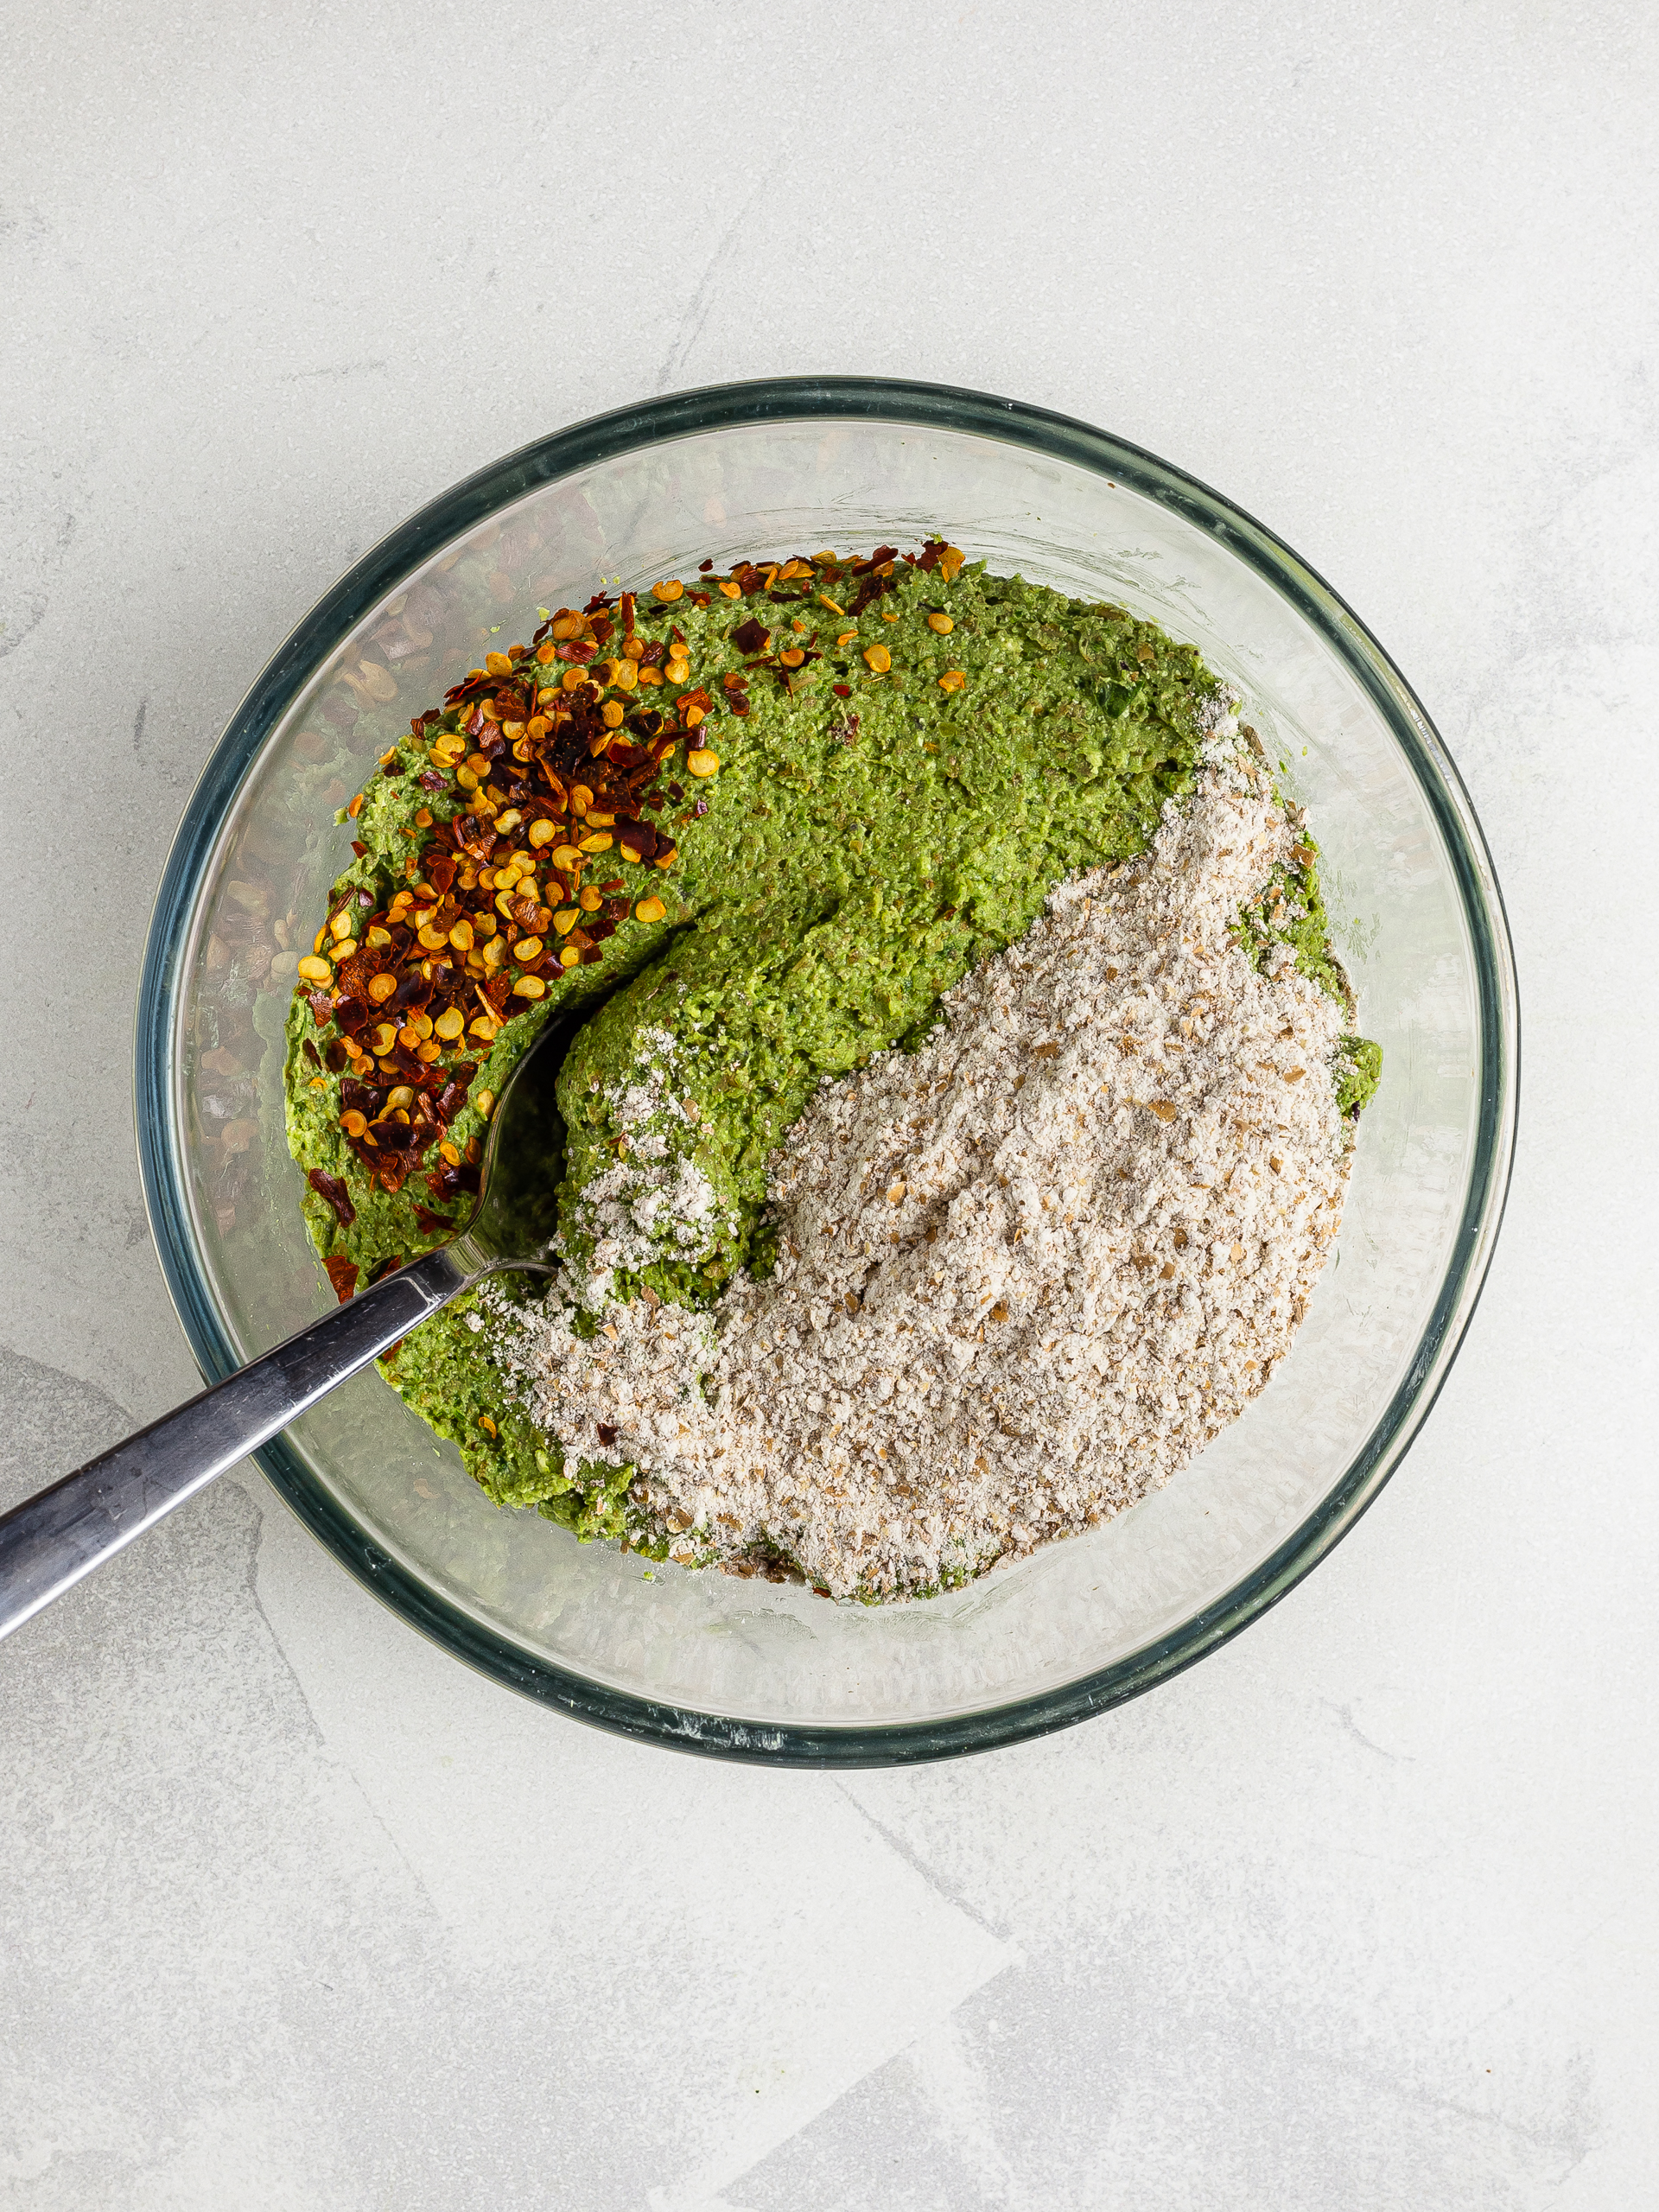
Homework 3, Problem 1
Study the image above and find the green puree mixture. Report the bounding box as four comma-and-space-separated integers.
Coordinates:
283, 541, 1379, 1554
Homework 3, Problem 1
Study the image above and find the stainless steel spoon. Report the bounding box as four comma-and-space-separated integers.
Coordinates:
0, 1017, 573, 1643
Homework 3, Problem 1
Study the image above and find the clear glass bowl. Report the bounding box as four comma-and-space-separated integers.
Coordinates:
135, 379, 1517, 1764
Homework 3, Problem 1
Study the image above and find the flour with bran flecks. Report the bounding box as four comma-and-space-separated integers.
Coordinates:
488, 729, 1359, 1599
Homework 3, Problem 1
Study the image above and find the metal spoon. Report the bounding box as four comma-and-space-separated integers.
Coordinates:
0, 1017, 574, 1643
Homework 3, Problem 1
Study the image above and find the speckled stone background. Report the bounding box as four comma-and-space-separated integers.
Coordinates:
3, 4, 1656, 2206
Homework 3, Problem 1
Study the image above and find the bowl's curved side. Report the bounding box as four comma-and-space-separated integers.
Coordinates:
134, 378, 1518, 1766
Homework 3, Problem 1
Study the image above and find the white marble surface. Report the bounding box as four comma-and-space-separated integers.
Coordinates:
3, 4, 1656, 2204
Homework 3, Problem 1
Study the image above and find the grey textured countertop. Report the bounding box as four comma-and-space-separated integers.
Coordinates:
3, 6, 1656, 2207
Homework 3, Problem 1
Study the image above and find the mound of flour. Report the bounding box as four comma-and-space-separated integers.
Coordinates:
493, 734, 1357, 1599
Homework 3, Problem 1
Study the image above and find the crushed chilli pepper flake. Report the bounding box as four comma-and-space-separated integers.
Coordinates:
308, 1167, 357, 1229
292, 537, 971, 1250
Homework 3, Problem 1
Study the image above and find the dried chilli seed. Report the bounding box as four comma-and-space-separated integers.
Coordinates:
635, 895, 667, 923
512, 975, 547, 998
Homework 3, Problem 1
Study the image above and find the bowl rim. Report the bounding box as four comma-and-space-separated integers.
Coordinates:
134, 375, 1519, 1766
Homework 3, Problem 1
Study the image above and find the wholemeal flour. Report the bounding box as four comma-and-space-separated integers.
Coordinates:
490, 728, 1357, 1598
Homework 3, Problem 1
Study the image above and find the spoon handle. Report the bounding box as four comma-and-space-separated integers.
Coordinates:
0, 1246, 469, 1643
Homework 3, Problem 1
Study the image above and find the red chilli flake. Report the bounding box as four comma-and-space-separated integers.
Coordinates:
308, 1168, 357, 1230
431, 1163, 481, 1199
731, 617, 770, 654
323, 1255, 359, 1302
831, 683, 852, 698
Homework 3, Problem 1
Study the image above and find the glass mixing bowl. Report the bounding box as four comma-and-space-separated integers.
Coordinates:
135, 378, 1517, 1764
